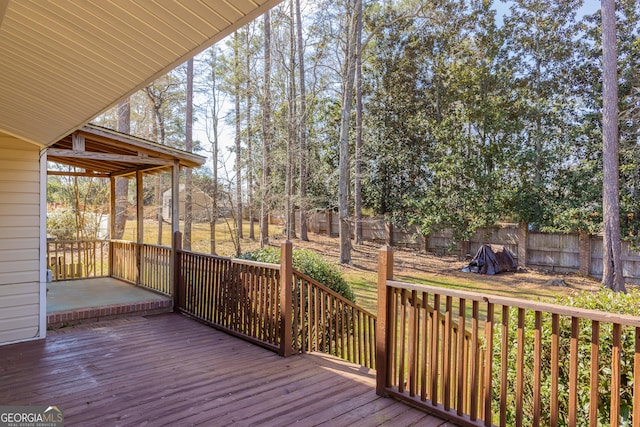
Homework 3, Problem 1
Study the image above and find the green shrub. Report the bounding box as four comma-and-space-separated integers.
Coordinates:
238, 247, 355, 302
493, 288, 640, 426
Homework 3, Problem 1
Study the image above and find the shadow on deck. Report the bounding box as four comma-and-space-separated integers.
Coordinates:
1, 313, 450, 426
46, 278, 172, 329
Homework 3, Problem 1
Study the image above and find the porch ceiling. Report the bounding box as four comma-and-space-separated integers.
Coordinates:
0, 0, 282, 147
47, 124, 205, 177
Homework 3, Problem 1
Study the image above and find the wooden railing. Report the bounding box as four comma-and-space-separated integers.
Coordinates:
110, 241, 171, 295
47, 240, 109, 281
174, 239, 377, 366
376, 246, 640, 427
110, 240, 137, 284
292, 270, 376, 369
49, 235, 377, 369
175, 249, 282, 352
139, 243, 171, 295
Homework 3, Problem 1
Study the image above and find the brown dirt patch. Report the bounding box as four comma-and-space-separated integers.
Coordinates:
269, 233, 602, 294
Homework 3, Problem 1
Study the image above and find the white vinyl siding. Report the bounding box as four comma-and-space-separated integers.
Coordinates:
0, 133, 41, 344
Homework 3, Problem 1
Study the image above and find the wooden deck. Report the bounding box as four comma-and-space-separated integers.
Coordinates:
0, 313, 450, 426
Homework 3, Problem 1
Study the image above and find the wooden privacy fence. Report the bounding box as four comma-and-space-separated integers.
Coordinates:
377, 245, 640, 427
47, 240, 109, 281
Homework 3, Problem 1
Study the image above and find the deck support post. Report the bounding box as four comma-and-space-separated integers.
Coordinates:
376, 245, 393, 396
170, 160, 180, 302
109, 177, 116, 276
136, 170, 144, 285
279, 240, 293, 357
173, 230, 182, 311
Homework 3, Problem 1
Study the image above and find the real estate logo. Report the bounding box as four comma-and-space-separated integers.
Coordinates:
0, 406, 63, 427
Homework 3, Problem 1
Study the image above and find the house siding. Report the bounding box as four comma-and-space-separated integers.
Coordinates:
0, 133, 42, 344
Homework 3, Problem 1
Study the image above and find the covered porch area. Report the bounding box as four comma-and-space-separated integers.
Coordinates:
46, 277, 171, 329
45, 124, 205, 327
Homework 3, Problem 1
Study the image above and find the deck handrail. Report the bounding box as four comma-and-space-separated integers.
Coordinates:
389, 279, 640, 328
46, 239, 109, 281
292, 268, 377, 368
175, 248, 283, 352
377, 245, 640, 427
173, 239, 376, 367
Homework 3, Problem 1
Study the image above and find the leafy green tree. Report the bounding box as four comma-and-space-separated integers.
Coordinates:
501, 0, 584, 227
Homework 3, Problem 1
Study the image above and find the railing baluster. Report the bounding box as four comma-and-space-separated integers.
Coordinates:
430, 293, 440, 406
421, 291, 429, 402
484, 302, 494, 426
500, 305, 509, 427
443, 295, 453, 411
590, 320, 600, 427
611, 323, 622, 427
569, 316, 579, 426
409, 290, 418, 397
516, 308, 525, 427
389, 288, 398, 387
634, 327, 640, 427
550, 313, 559, 427
470, 300, 479, 421
457, 298, 466, 416
533, 310, 542, 427
398, 290, 407, 393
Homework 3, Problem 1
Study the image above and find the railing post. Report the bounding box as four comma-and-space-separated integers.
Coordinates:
279, 240, 294, 357
108, 240, 113, 277
376, 245, 393, 396
517, 222, 528, 268
172, 230, 182, 311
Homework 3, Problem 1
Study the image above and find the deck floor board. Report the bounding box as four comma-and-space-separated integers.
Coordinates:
0, 313, 448, 426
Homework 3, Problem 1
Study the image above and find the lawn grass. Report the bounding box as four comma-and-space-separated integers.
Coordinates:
121, 218, 282, 257
120, 218, 574, 318
344, 270, 568, 316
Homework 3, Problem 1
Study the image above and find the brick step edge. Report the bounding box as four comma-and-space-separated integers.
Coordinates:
47, 300, 173, 329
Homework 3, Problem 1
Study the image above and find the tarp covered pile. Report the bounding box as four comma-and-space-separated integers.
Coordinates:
465, 244, 517, 275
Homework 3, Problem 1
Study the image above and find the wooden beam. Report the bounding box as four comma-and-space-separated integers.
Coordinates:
47, 148, 173, 166
111, 164, 169, 177
47, 170, 110, 178
80, 125, 205, 167
72, 133, 85, 151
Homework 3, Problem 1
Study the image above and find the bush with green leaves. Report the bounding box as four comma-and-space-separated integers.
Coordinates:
238, 247, 355, 302
493, 288, 640, 426
47, 210, 104, 241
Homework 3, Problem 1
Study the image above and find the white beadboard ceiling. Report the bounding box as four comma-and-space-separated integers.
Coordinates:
0, 0, 281, 147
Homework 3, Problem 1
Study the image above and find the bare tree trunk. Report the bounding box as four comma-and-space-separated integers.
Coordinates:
246, 30, 255, 241
209, 48, 220, 255
601, 0, 626, 292
234, 32, 244, 244
114, 99, 130, 239
354, 1, 363, 245
184, 58, 194, 251
285, 0, 297, 240
338, 0, 361, 264
295, 0, 308, 241
260, 11, 272, 248
144, 85, 168, 246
